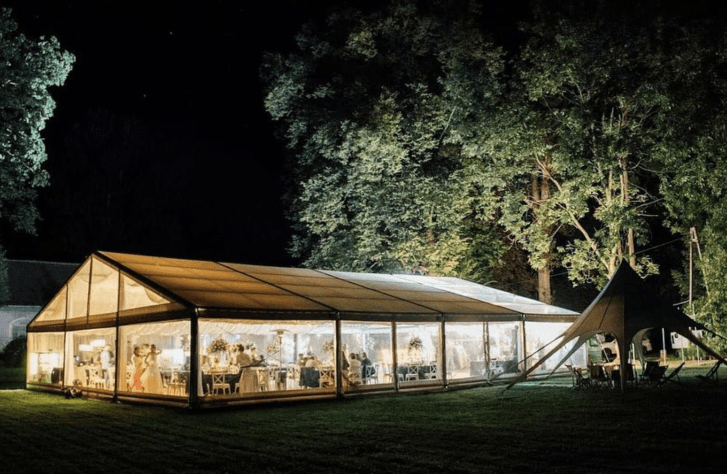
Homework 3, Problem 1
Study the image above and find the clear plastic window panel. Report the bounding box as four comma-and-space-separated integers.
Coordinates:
395, 322, 442, 385
198, 319, 336, 398
118, 320, 191, 396
120, 273, 170, 311
67, 260, 91, 320
525, 322, 585, 374
89, 257, 119, 316
27, 332, 64, 384
64, 328, 116, 390
445, 322, 487, 380
340, 321, 394, 390
488, 322, 522, 377
33, 290, 66, 324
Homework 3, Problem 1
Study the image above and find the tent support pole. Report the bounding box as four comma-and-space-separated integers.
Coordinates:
113, 267, 121, 402
335, 316, 342, 399
440, 320, 448, 388
484, 322, 490, 381
392, 322, 399, 392
189, 310, 200, 409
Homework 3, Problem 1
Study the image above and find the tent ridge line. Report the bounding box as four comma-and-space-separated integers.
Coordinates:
312, 268, 444, 317
214, 261, 339, 313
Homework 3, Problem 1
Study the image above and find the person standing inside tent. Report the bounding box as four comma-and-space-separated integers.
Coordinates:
100, 345, 113, 389
141, 344, 163, 393
236, 344, 258, 393
130, 346, 145, 392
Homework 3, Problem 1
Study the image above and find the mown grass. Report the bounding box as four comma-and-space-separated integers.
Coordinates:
1, 363, 726, 474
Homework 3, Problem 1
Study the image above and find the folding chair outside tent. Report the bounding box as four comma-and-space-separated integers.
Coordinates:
507, 262, 727, 392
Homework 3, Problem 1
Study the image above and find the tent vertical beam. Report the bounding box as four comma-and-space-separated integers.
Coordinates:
189, 309, 200, 409
112, 267, 121, 402
61, 284, 69, 388
86, 257, 93, 326
484, 322, 491, 381
440, 320, 448, 388
334, 316, 342, 399
520, 319, 527, 374
392, 322, 399, 392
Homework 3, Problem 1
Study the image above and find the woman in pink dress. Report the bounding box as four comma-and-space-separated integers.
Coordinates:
130, 346, 145, 392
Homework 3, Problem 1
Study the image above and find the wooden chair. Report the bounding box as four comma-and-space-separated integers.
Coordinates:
425, 364, 438, 380
362, 365, 377, 384
88, 367, 105, 389
168, 372, 185, 396
319, 367, 335, 387
658, 362, 685, 386
258, 369, 270, 391
381, 364, 394, 384
696, 360, 723, 386
211, 373, 230, 395
405, 364, 419, 381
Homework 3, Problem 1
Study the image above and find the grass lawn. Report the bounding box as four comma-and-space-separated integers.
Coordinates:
1, 362, 726, 474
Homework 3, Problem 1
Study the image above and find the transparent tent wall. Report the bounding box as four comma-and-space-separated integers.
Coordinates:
395, 322, 442, 385
488, 322, 522, 377
340, 321, 394, 390
119, 320, 191, 396
64, 327, 116, 390
525, 321, 585, 374
445, 322, 487, 381
198, 319, 336, 399
27, 332, 64, 385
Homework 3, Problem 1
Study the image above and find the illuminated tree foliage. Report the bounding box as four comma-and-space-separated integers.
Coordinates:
262, 1, 507, 283
460, 2, 685, 292
0, 8, 74, 302
265, 0, 727, 317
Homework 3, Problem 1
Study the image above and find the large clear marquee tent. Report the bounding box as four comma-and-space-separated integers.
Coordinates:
26, 251, 585, 408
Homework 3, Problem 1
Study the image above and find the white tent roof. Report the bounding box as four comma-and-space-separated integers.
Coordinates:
396, 275, 578, 317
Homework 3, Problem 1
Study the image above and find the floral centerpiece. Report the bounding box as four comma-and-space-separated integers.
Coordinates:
408, 337, 424, 363
322, 340, 335, 353
409, 337, 423, 350
208, 337, 229, 355
266, 340, 281, 354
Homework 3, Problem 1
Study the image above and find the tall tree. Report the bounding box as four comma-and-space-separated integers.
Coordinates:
0, 8, 73, 301
263, 0, 507, 282
652, 16, 727, 350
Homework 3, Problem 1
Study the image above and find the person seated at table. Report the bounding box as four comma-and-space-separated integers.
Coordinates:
305, 354, 321, 368
340, 344, 350, 373
348, 353, 362, 385
236, 344, 251, 367
249, 345, 266, 366
100, 345, 113, 389
360, 352, 375, 380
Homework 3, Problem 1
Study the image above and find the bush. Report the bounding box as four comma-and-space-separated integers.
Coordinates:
1, 335, 27, 367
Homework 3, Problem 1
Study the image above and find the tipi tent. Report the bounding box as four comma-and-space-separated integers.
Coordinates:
507, 262, 727, 390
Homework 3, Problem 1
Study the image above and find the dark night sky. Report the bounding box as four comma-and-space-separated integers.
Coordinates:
1, 0, 347, 266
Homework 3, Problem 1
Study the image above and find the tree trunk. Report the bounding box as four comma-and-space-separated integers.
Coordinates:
537, 265, 552, 305
532, 170, 553, 304
621, 161, 637, 269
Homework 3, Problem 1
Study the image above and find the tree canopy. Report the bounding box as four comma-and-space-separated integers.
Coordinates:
263, 1, 507, 284
263, 0, 727, 324
0, 8, 74, 302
